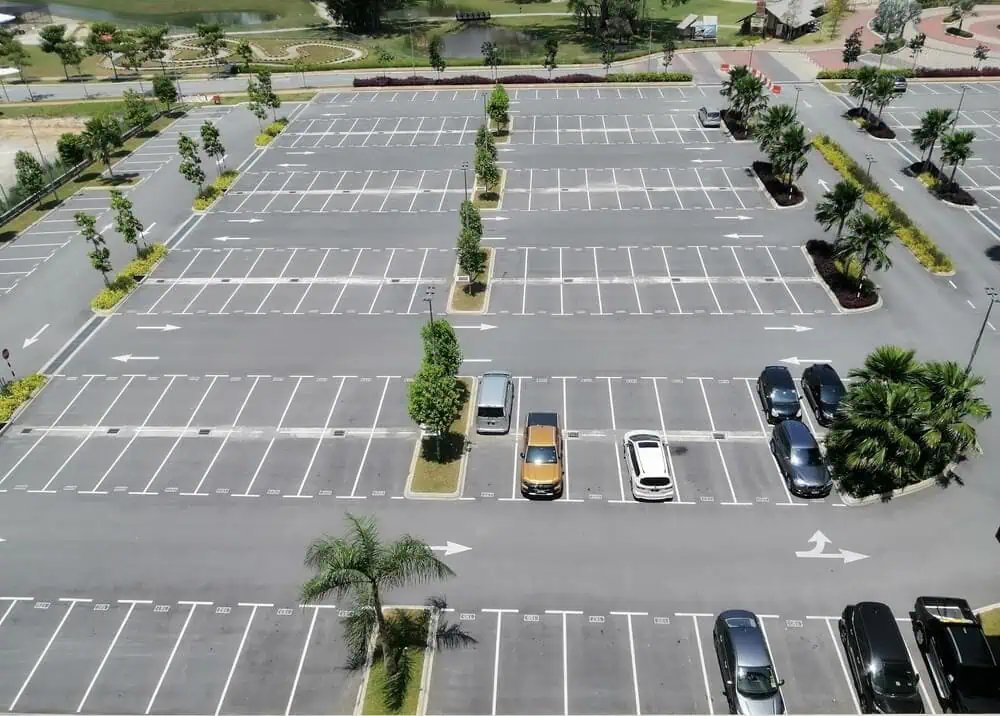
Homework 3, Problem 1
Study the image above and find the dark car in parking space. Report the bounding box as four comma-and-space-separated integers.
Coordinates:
894, 76, 908, 93
757, 366, 801, 423
713, 610, 785, 715
910, 597, 1000, 713
801, 363, 846, 426
769, 419, 831, 497
839, 602, 925, 713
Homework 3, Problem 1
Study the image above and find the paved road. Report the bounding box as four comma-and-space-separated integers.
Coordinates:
0, 83, 998, 715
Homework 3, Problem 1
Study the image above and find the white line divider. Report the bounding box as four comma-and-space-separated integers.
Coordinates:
481, 609, 518, 716
545, 610, 584, 716
146, 602, 213, 715
345, 375, 391, 499
215, 603, 272, 716
288, 377, 347, 498
187, 376, 261, 497
238, 377, 304, 497
610, 611, 649, 716
77, 600, 153, 712
285, 604, 337, 716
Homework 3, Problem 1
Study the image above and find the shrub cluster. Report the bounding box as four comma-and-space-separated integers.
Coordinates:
194, 169, 240, 211
818, 66, 1000, 79
812, 135, 953, 274
805, 239, 878, 309
0, 374, 47, 424
90, 243, 168, 312
353, 71, 691, 88
255, 118, 289, 147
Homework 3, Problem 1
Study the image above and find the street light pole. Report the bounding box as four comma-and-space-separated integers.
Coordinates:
793, 86, 802, 113
966, 287, 998, 374
865, 152, 876, 178
953, 84, 969, 129
423, 286, 435, 327
461, 161, 469, 202
26, 115, 59, 201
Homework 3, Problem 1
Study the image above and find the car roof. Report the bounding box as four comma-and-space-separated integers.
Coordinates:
780, 419, 817, 448
762, 365, 795, 388
478, 373, 510, 406
855, 602, 909, 662
526, 424, 557, 445
807, 363, 842, 384
628, 434, 668, 475
719, 610, 771, 667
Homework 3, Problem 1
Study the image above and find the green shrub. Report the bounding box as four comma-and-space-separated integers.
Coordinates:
90, 243, 168, 312
816, 68, 915, 79
193, 169, 239, 211
606, 71, 693, 83
812, 135, 953, 274
0, 374, 47, 424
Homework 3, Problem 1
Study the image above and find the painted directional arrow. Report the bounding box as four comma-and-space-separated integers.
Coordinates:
483, 216, 508, 222
455, 323, 497, 331
765, 325, 813, 333
213, 236, 251, 242
684, 146, 715, 151
22, 323, 49, 349
227, 218, 263, 224
277, 163, 308, 168
462, 358, 492, 363
431, 541, 471, 556
890, 178, 905, 192
795, 530, 869, 564
781, 356, 832, 366
715, 215, 753, 221
691, 159, 722, 164
286, 151, 315, 155
111, 354, 160, 363
724, 233, 764, 239
818, 179, 831, 191
137, 324, 180, 332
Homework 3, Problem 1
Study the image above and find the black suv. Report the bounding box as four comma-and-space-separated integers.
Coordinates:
770, 419, 831, 497
840, 602, 925, 713
757, 366, 801, 423
801, 363, 846, 426
910, 597, 1000, 712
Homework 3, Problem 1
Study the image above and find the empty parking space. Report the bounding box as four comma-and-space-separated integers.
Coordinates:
513, 111, 726, 147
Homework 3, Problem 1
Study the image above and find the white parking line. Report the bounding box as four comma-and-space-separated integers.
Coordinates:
695, 247, 726, 315
607, 378, 627, 503
77, 600, 152, 712
406, 248, 430, 314
764, 246, 805, 314
626, 247, 646, 314
292, 248, 331, 314
346, 376, 391, 498
239, 377, 304, 496
188, 376, 261, 497
144, 249, 203, 314
683, 613, 716, 715
253, 249, 297, 314
146, 602, 212, 714
368, 248, 396, 314
810, 617, 862, 714
214, 603, 269, 716
592, 247, 605, 315
289, 376, 347, 498
502, 377, 523, 501
285, 605, 333, 716
180, 248, 234, 315
331, 248, 364, 314
519, 247, 529, 316
10, 598, 91, 711
730, 247, 765, 315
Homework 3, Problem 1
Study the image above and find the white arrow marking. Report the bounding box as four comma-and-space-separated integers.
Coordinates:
321, 113, 346, 117
227, 218, 263, 223
794, 530, 869, 563
691, 159, 723, 163
100, 223, 112, 233
684, 146, 715, 151
286, 151, 315, 155
498, 147, 516, 152
213, 236, 251, 242
482, 236, 506, 241
802, 99, 812, 109
277, 163, 307, 168
764, 325, 813, 332
483, 217, 508, 221
780, 356, 832, 366
715, 215, 753, 221
111, 354, 160, 363
723, 233, 764, 239
455, 323, 496, 332
0, 537, 4, 543
431, 541, 471, 556
462, 358, 492, 363
22, 323, 49, 349
137, 324, 180, 332
818, 179, 831, 191
799, 530, 832, 555
890, 178, 904, 191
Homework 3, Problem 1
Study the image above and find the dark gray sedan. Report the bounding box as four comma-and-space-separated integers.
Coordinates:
714, 610, 785, 714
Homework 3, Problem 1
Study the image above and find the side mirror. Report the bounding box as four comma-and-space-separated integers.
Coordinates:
913, 673, 919, 683
519, 452, 525, 458
777, 679, 786, 688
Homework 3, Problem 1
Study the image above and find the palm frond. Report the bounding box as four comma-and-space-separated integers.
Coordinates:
378, 536, 455, 592
341, 602, 378, 671
382, 645, 415, 713
436, 620, 479, 650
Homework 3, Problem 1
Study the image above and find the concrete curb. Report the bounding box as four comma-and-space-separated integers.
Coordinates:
799, 245, 884, 314
446, 247, 494, 315
837, 461, 959, 506
415, 608, 439, 716
0, 376, 49, 438
751, 169, 807, 211
404, 379, 477, 501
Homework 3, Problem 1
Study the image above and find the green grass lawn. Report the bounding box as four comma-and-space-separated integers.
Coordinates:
12, 45, 105, 81
43, 0, 318, 29
0, 97, 135, 119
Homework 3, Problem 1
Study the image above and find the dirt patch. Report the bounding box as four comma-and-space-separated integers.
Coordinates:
806, 239, 879, 309
845, 106, 896, 140
0, 118, 86, 188
906, 160, 977, 206
752, 161, 804, 207
720, 109, 750, 140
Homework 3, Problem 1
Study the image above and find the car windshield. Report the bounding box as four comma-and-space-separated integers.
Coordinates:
708, 111, 720, 118
872, 664, 917, 696
957, 666, 1000, 697
772, 388, 798, 403
819, 385, 844, 403
736, 666, 779, 697
525, 446, 557, 464
790, 447, 823, 466
478, 406, 504, 418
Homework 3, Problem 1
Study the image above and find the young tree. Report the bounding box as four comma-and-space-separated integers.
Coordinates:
940, 129, 976, 188
299, 514, 456, 708
256, 68, 280, 121
421, 318, 463, 375
247, 78, 268, 129
874, 0, 916, 40
908, 32, 926, 69
58, 41, 85, 82
117, 32, 146, 91
292, 56, 308, 87
814, 181, 864, 242
407, 362, 466, 459
661, 34, 675, 70
912, 108, 954, 170
75, 211, 113, 286
974, 43, 989, 68
14, 150, 45, 197
122, 89, 153, 130
137, 25, 170, 74
600, 36, 616, 76
177, 134, 205, 192
475, 124, 497, 161
457, 226, 487, 289
195, 22, 226, 72
826, 0, 846, 39
87, 21, 121, 81
848, 65, 878, 114
460, 199, 483, 237
481, 40, 500, 80
1, 37, 34, 100
110, 189, 146, 255
428, 35, 446, 77
236, 38, 254, 72
834, 212, 894, 297
755, 103, 796, 154
82, 114, 124, 177
57, 132, 90, 166
152, 72, 178, 110
842, 27, 863, 67
475, 144, 500, 197
486, 84, 509, 133
200, 121, 226, 171
38, 24, 73, 80
543, 37, 559, 77
950, 0, 977, 32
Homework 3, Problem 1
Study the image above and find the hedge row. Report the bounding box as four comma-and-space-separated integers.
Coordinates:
812, 135, 953, 274
353, 71, 692, 87
194, 169, 240, 211
818, 66, 1000, 79
91, 243, 169, 312
0, 374, 47, 425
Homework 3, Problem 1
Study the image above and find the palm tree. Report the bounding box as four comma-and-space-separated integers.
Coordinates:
300, 514, 456, 708
825, 380, 927, 497
731, 73, 769, 129
848, 65, 878, 113
917, 361, 992, 474
815, 181, 864, 242
834, 213, 894, 297
769, 121, 811, 195
755, 103, 796, 154
720, 65, 751, 109
950, 0, 977, 32
848, 345, 920, 384
940, 129, 975, 188
912, 108, 954, 171
868, 74, 898, 124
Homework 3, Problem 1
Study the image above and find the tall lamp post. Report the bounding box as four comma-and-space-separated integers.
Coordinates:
461, 161, 470, 202
793, 86, 802, 113
865, 152, 876, 178
423, 286, 435, 326
966, 287, 998, 374
953, 83, 970, 129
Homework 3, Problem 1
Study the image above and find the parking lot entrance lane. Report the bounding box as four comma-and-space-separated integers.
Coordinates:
495, 612, 565, 716
0, 599, 79, 710
427, 609, 501, 716
633, 614, 715, 715
566, 613, 636, 715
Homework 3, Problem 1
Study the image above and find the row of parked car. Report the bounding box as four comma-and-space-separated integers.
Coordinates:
716, 597, 1000, 714
473, 362, 847, 502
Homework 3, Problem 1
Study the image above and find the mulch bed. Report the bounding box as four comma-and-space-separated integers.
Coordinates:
806, 239, 879, 309
905, 161, 976, 206
946, 27, 974, 38
845, 106, 896, 139
752, 161, 804, 207
720, 110, 750, 140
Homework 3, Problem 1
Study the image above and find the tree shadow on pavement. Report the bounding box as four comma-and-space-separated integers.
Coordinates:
986, 244, 1000, 263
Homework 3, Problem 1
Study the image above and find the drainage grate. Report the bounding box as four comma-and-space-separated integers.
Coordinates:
290, 278, 300, 283
107, 428, 120, 435
390, 278, 400, 283
198, 429, 211, 436
744, 167, 754, 177
564, 278, 574, 283
713, 432, 725, 440
20, 428, 31, 434
567, 430, 580, 438
333, 429, 346, 437
764, 277, 775, 282
221, 278, 231, 283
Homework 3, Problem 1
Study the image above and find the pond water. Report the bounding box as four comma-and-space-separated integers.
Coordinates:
440, 25, 539, 59
45, 3, 275, 27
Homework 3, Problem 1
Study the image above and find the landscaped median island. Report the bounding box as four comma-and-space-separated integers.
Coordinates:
361, 610, 428, 716
0, 374, 47, 427
407, 375, 473, 496
470, 99, 507, 210
194, 170, 240, 211
812, 135, 954, 274
91, 243, 168, 312
352, 71, 692, 88
450, 199, 493, 313
255, 117, 289, 146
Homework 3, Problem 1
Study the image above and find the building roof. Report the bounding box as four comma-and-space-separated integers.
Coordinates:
677, 13, 699, 30
740, 0, 822, 28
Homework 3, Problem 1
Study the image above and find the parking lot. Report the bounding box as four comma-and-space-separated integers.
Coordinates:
0, 372, 837, 507
114, 244, 836, 318
0, 594, 943, 716
112, 106, 234, 177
